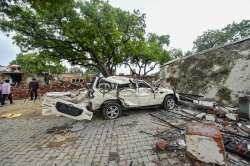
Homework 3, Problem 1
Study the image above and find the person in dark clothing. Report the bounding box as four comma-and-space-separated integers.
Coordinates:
29, 78, 39, 101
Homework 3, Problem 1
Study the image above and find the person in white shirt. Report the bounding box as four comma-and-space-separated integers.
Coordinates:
0, 81, 3, 106
1, 79, 13, 105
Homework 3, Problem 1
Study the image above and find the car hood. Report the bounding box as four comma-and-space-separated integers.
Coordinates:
157, 87, 175, 94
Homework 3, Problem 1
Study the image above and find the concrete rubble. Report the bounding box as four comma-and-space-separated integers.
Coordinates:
12, 82, 85, 100
186, 123, 226, 165
205, 114, 216, 122
145, 97, 250, 166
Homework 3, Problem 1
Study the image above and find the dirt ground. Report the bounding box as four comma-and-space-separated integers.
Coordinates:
0, 99, 43, 119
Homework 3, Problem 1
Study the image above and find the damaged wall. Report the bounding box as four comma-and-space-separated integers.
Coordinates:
160, 37, 250, 104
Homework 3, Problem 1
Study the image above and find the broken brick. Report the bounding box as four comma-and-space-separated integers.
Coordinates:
156, 139, 169, 151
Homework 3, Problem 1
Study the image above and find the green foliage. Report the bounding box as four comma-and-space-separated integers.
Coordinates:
125, 33, 171, 77
0, 0, 146, 76
10, 53, 67, 74
169, 48, 184, 58
69, 67, 83, 74
83, 67, 99, 81
193, 20, 250, 52
193, 30, 228, 52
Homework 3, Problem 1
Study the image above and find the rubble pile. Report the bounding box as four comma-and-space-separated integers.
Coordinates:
11, 82, 85, 100
143, 105, 250, 166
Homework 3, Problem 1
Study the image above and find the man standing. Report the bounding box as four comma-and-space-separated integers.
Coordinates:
1, 79, 13, 105
29, 78, 39, 101
0, 81, 3, 106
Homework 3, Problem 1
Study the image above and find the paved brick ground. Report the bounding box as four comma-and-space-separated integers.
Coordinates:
0, 109, 186, 166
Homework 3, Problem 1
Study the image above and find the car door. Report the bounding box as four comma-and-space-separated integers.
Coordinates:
136, 81, 156, 106
118, 82, 141, 107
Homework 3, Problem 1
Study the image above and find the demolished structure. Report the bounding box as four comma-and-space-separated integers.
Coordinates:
0, 64, 22, 85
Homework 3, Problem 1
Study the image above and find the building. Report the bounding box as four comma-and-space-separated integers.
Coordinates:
0, 65, 23, 85
58, 73, 84, 83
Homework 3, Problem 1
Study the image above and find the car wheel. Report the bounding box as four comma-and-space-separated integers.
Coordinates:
163, 95, 176, 110
102, 102, 121, 120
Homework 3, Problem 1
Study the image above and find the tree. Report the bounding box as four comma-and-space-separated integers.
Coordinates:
169, 48, 184, 58
69, 67, 83, 75
124, 33, 171, 78
10, 53, 67, 74
0, 0, 146, 76
193, 20, 250, 52
193, 30, 227, 52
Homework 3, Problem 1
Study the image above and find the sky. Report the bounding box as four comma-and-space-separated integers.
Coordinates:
1, 0, 250, 68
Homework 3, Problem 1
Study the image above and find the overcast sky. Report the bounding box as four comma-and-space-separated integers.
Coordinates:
1, 0, 250, 66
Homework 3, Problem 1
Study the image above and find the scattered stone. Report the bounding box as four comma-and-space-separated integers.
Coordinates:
186, 123, 226, 165
205, 114, 216, 122
156, 139, 169, 151
195, 113, 206, 119
226, 113, 238, 121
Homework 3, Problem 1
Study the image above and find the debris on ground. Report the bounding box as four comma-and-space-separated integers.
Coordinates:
46, 133, 79, 148
205, 114, 216, 122
46, 125, 72, 134
186, 123, 226, 165
226, 113, 238, 121
12, 82, 85, 100
155, 139, 169, 151
0, 113, 22, 119
45, 123, 83, 148
143, 95, 250, 165
46, 122, 86, 134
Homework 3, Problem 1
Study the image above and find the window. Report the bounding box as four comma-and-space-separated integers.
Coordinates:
138, 81, 151, 88
97, 79, 116, 90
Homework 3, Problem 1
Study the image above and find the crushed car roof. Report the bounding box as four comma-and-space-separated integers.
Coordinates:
102, 76, 132, 85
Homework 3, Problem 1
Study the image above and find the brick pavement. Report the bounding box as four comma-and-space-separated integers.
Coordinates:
0, 110, 187, 166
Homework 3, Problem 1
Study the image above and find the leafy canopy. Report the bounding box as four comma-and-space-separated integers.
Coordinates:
0, 0, 146, 76
10, 53, 67, 74
193, 20, 250, 52
124, 33, 171, 77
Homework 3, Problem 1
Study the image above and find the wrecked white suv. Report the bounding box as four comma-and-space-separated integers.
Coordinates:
42, 76, 179, 120
87, 76, 179, 119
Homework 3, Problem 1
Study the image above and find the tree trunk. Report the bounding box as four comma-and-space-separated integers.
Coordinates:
97, 64, 114, 77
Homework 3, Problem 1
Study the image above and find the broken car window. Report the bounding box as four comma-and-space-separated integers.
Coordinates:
138, 82, 151, 89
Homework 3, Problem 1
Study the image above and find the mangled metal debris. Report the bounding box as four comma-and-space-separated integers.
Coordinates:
148, 104, 250, 165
